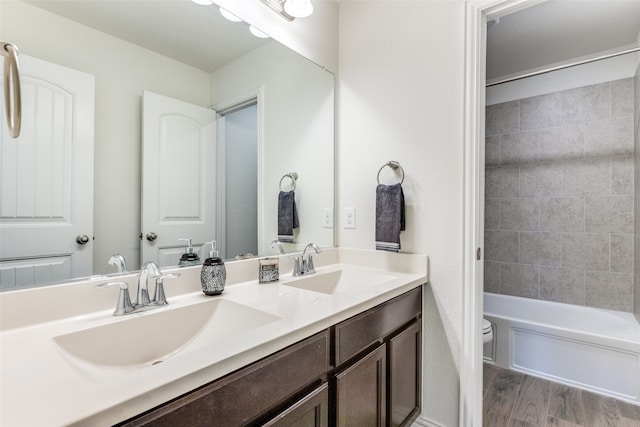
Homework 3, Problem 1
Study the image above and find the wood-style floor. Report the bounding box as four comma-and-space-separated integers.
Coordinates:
483, 364, 640, 427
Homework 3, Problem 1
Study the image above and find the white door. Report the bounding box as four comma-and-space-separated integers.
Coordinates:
0, 55, 95, 288
141, 91, 217, 268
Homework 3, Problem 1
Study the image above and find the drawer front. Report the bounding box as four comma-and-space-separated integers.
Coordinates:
334, 286, 421, 367
122, 329, 330, 427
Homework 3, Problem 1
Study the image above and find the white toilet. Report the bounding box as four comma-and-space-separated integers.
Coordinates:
482, 318, 494, 344
483, 318, 495, 361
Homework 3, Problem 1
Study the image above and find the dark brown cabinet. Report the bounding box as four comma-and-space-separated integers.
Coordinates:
335, 343, 387, 426
333, 287, 422, 427
119, 286, 422, 427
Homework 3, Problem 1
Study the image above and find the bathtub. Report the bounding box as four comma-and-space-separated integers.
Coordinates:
484, 293, 640, 404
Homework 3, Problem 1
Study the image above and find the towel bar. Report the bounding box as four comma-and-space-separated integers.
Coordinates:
377, 161, 404, 185
279, 172, 298, 191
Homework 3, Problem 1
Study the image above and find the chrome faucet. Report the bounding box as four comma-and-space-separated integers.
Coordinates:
97, 262, 180, 316
107, 253, 127, 273
270, 239, 285, 255
293, 243, 321, 276
136, 261, 161, 306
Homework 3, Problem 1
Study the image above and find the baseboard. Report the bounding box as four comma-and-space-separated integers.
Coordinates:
412, 415, 442, 427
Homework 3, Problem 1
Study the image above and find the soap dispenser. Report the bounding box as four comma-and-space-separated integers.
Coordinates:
201, 241, 226, 295
178, 238, 200, 267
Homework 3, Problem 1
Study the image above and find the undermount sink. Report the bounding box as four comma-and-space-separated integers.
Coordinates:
53, 299, 280, 368
282, 268, 397, 295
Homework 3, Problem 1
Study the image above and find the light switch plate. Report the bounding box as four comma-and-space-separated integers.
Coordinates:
322, 208, 333, 228
344, 207, 356, 229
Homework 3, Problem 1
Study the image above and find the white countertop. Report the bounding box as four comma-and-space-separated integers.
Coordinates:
0, 248, 428, 426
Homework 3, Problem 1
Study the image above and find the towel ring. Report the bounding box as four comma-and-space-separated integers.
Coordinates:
377, 161, 404, 185
279, 172, 298, 191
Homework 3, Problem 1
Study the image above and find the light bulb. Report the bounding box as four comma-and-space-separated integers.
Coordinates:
249, 26, 269, 39
219, 7, 243, 22
283, 0, 313, 18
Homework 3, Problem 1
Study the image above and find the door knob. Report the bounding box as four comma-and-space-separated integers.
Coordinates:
76, 234, 90, 245
146, 232, 158, 242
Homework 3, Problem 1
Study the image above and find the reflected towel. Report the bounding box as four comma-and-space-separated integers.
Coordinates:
375, 183, 405, 252
278, 190, 299, 243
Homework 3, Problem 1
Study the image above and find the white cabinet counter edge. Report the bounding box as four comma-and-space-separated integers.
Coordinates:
0, 248, 428, 426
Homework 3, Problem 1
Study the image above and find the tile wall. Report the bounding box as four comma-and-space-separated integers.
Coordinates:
485, 78, 635, 312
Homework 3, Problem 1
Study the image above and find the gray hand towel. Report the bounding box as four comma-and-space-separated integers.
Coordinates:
278, 190, 299, 243
375, 183, 405, 252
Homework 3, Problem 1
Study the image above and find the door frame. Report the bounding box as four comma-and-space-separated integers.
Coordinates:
461, 1, 546, 425
212, 87, 264, 259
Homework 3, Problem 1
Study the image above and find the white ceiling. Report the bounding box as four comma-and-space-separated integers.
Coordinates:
486, 0, 640, 81
25, 0, 271, 73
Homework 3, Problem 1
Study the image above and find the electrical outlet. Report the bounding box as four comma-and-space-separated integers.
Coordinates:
322, 208, 333, 228
344, 207, 356, 229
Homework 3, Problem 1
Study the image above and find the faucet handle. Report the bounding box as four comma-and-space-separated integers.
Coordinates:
292, 256, 303, 276
97, 281, 133, 316
306, 255, 316, 274
152, 273, 181, 305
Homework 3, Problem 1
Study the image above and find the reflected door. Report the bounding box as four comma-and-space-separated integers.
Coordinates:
0, 55, 95, 288
217, 103, 258, 260
141, 91, 217, 267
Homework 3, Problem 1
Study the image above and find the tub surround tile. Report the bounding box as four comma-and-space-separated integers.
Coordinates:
611, 78, 634, 118
485, 77, 636, 311
484, 262, 500, 294
561, 82, 611, 124
539, 124, 585, 162
519, 232, 561, 267
584, 271, 633, 312
485, 198, 500, 231
562, 158, 610, 196
521, 92, 564, 130
539, 197, 585, 232
520, 163, 563, 198
585, 117, 634, 157
611, 156, 634, 195
500, 198, 539, 231
610, 234, 633, 274
539, 267, 584, 305
485, 230, 519, 263
585, 195, 633, 234
487, 101, 520, 136
561, 233, 610, 271
501, 131, 540, 165
486, 166, 520, 198
500, 263, 539, 299
486, 135, 501, 167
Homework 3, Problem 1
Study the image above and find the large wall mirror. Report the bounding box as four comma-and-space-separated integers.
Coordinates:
0, 0, 334, 288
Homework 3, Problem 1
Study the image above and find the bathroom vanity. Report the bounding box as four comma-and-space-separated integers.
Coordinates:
119, 287, 422, 426
0, 248, 427, 426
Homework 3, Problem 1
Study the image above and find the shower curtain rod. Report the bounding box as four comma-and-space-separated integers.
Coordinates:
486, 45, 640, 87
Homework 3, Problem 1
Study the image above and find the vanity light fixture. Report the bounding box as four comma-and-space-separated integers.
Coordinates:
258, 0, 295, 21
283, 0, 313, 18
219, 7, 243, 22
249, 26, 270, 38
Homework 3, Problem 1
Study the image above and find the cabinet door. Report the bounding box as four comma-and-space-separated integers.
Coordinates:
388, 320, 422, 427
335, 344, 386, 427
262, 383, 329, 427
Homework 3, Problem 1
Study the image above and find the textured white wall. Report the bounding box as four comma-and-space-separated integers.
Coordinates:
338, 2, 466, 425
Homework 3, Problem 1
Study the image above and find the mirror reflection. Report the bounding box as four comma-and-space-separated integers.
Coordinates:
0, 0, 334, 289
